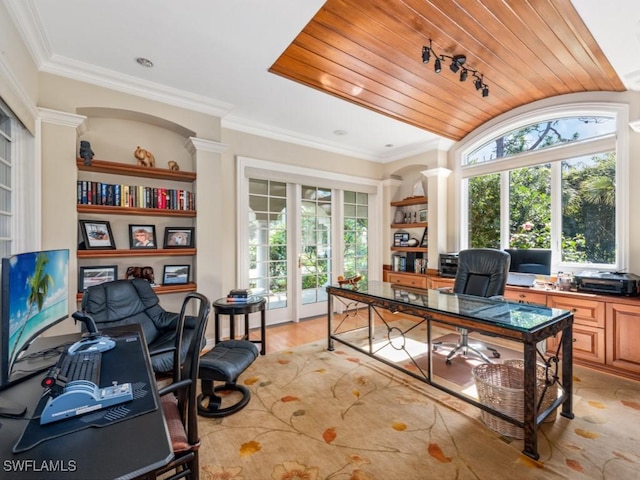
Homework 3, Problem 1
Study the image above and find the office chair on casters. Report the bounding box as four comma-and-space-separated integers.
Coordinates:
433, 248, 510, 364
147, 292, 211, 480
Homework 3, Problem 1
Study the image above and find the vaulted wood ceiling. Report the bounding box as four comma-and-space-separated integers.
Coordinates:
269, 0, 625, 141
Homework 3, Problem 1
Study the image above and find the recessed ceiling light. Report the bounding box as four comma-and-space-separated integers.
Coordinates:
136, 57, 154, 68
385, 143, 394, 148
333, 129, 348, 136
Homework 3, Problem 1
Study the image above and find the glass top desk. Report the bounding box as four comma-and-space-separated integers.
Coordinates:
326, 281, 574, 460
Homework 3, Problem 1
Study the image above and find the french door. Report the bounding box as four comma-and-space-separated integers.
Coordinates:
240, 156, 378, 326
247, 180, 333, 323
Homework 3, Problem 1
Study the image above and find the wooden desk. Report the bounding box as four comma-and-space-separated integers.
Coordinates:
327, 281, 574, 461
0, 326, 171, 479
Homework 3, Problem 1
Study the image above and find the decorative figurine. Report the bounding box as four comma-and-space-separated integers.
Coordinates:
79, 140, 94, 166
126, 266, 155, 284
134, 146, 156, 167
167, 160, 180, 171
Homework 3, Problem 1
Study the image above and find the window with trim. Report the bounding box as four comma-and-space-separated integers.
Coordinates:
0, 101, 14, 258
460, 107, 626, 273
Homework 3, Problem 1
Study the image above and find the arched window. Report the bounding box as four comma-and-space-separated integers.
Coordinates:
456, 102, 629, 273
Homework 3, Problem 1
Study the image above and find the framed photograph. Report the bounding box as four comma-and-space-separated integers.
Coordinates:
78, 265, 118, 292
79, 220, 116, 249
162, 264, 190, 285
418, 209, 428, 223
129, 224, 157, 249
163, 227, 195, 249
420, 227, 428, 247
393, 232, 405, 247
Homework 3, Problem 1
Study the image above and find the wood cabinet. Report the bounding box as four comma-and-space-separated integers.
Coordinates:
545, 294, 606, 364
503, 288, 547, 306
76, 158, 197, 299
605, 302, 640, 375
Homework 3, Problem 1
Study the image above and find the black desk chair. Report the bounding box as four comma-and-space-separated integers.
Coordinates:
81, 279, 203, 375
434, 248, 511, 364
147, 292, 211, 480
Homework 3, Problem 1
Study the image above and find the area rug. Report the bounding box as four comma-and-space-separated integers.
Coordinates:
197, 342, 640, 480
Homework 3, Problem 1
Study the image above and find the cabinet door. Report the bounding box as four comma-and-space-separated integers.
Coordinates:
547, 295, 605, 328
605, 303, 640, 374
546, 324, 605, 364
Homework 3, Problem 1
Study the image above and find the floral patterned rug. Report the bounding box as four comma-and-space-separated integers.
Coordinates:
197, 341, 640, 480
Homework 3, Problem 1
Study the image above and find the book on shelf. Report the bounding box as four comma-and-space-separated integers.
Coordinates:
76, 180, 195, 210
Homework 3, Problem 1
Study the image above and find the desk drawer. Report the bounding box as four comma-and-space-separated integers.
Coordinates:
504, 289, 547, 306
546, 324, 605, 364
547, 295, 605, 328
387, 273, 428, 289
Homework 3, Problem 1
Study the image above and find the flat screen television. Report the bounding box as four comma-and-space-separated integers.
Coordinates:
0, 249, 69, 390
505, 248, 551, 275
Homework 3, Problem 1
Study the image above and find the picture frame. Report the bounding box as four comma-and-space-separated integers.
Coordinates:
78, 265, 118, 292
420, 227, 428, 247
393, 232, 410, 247
163, 227, 195, 249
162, 264, 190, 285
418, 209, 428, 223
79, 220, 116, 249
129, 224, 157, 249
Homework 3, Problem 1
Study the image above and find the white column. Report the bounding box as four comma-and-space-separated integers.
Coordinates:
421, 167, 452, 270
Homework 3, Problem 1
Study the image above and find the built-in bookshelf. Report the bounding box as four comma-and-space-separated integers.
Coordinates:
76, 158, 197, 297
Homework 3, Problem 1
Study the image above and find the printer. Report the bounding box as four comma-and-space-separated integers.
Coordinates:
575, 271, 640, 296
439, 253, 459, 278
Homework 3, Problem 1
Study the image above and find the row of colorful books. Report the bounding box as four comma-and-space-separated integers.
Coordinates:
226, 288, 252, 303
77, 181, 195, 210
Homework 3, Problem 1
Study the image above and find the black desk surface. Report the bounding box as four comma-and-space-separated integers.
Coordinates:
0, 325, 172, 480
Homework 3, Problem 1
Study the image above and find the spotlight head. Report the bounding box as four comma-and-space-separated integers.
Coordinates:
474, 77, 483, 90
449, 62, 459, 74
450, 54, 466, 73
460, 69, 468, 82
422, 46, 431, 64
434, 57, 442, 73
482, 85, 489, 97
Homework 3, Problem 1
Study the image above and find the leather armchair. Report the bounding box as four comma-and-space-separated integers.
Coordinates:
81, 279, 201, 374
435, 248, 510, 363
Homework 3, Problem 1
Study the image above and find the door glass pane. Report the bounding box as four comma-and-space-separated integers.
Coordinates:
344, 191, 368, 282
249, 180, 287, 310
301, 185, 332, 305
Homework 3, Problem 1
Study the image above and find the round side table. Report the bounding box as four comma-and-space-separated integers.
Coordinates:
213, 296, 266, 355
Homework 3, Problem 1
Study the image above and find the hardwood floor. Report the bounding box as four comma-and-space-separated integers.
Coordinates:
262, 315, 328, 352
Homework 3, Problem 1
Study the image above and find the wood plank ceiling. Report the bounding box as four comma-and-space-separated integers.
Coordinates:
269, 0, 626, 141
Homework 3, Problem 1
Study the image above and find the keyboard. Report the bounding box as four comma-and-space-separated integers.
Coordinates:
58, 351, 102, 385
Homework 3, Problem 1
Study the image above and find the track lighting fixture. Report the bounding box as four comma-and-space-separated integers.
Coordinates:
421, 39, 489, 98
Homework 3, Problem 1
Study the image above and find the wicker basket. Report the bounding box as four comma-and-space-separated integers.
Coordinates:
503, 359, 558, 424
472, 363, 526, 438
472, 361, 560, 438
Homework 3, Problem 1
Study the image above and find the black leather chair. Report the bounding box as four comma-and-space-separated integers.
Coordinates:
81, 279, 203, 374
434, 248, 511, 364
148, 292, 211, 480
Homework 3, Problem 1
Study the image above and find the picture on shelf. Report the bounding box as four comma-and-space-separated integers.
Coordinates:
79, 220, 116, 249
163, 227, 195, 248
393, 232, 410, 247
78, 265, 118, 292
129, 224, 157, 249
419, 209, 428, 223
162, 265, 190, 285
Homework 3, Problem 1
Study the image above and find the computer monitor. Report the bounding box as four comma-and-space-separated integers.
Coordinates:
0, 249, 69, 389
505, 248, 551, 275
